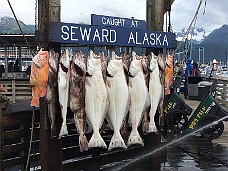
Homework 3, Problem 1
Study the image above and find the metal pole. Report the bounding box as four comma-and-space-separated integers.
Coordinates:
202, 47, 204, 64
18, 46, 22, 71
226, 51, 228, 69
4, 45, 8, 78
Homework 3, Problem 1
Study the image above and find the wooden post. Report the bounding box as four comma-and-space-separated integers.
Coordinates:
38, 0, 62, 170
0, 108, 3, 171
145, 0, 165, 153
146, 0, 165, 56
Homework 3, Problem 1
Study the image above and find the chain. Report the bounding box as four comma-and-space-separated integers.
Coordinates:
32, 121, 36, 170
165, 11, 168, 32
44, 0, 50, 46
43, 114, 48, 130
34, 0, 38, 31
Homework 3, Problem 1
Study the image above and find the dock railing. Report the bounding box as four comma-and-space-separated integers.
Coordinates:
210, 76, 228, 107
0, 78, 31, 103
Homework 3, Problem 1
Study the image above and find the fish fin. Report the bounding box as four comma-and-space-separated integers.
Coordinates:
59, 123, 68, 139
144, 92, 151, 111
79, 135, 89, 152
142, 120, 149, 134
107, 79, 111, 88
148, 123, 159, 134
108, 132, 127, 151
88, 132, 107, 149
30, 97, 39, 107
127, 130, 144, 147
85, 79, 91, 87
99, 120, 106, 134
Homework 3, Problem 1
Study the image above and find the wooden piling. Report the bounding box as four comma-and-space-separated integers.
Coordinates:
38, 0, 62, 170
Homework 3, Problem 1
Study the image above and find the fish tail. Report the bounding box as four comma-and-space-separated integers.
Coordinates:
148, 122, 158, 133
108, 132, 127, 151
127, 130, 144, 147
88, 132, 107, 149
30, 97, 39, 107
59, 123, 68, 139
79, 134, 89, 152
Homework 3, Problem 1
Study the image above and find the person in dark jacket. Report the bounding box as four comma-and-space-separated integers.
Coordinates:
191, 62, 200, 76
184, 58, 193, 78
175, 62, 184, 76
184, 58, 193, 98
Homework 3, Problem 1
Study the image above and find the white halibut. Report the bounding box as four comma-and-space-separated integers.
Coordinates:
106, 51, 129, 151
127, 51, 150, 147
148, 52, 163, 133
85, 50, 109, 149
58, 49, 71, 138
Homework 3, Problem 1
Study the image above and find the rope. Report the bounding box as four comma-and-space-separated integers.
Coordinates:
203, 0, 207, 15
7, 0, 35, 57
176, 145, 228, 167
175, 0, 204, 53
25, 107, 35, 171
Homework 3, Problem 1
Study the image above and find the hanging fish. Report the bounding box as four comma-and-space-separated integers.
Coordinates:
147, 52, 164, 133
120, 51, 131, 143
100, 50, 109, 83
127, 51, 150, 147
69, 50, 88, 152
30, 49, 49, 107
141, 52, 151, 133
100, 50, 109, 134
45, 49, 59, 138
165, 53, 174, 95
106, 51, 130, 151
58, 49, 71, 138
85, 50, 109, 149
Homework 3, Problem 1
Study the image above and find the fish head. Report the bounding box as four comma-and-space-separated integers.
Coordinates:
129, 58, 142, 77
72, 50, 87, 75
107, 54, 123, 77
120, 51, 130, 72
48, 49, 59, 72
149, 52, 158, 73
60, 49, 71, 70
142, 53, 150, 76
157, 53, 166, 71
100, 51, 109, 65
87, 50, 102, 75
129, 52, 142, 77
32, 48, 49, 68
165, 53, 174, 68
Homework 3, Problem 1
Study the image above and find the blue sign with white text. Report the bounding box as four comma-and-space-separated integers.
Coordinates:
91, 14, 147, 29
49, 22, 176, 48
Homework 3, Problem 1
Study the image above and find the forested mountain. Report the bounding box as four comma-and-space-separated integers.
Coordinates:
0, 17, 34, 34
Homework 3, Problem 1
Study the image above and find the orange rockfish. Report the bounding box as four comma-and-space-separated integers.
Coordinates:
30, 49, 49, 107
165, 53, 174, 95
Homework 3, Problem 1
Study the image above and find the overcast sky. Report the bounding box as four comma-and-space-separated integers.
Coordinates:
1, 0, 228, 36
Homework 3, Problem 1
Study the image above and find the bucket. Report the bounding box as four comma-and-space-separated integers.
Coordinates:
198, 86, 211, 101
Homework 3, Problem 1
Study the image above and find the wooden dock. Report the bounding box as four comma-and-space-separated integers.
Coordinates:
0, 76, 227, 170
